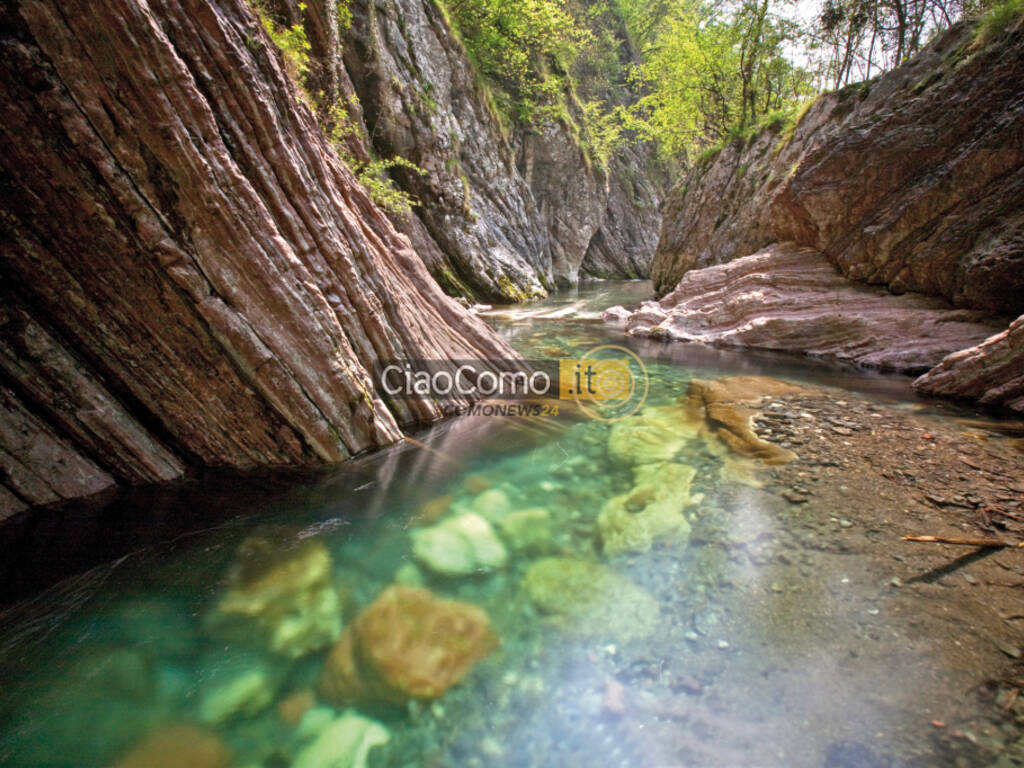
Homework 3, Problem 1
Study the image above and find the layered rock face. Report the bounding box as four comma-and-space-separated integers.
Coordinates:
335, 0, 664, 298
642, 20, 1024, 411
653, 22, 1024, 314
0, 0, 521, 516
616, 245, 1004, 372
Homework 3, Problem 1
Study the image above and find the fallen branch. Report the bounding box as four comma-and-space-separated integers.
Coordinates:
902, 535, 1024, 548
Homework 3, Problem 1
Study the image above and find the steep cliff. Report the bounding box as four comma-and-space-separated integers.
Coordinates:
330, 0, 664, 299
0, 0, 521, 517
652, 20, 1024, 314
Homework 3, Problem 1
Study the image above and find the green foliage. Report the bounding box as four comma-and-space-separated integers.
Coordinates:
440, 0, 592, 125
349, 155, 428, 215
257, 2, 312, 82
628, 0, 815, 161
976, 0, 1024, 43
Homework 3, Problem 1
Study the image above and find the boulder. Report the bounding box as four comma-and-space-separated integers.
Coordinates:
292, 710, 390, 768
197, 649, 283, 725
607, 406, 699, 466
113, 724, 232, 768
206, 537, 342, 658
597, 462, 697, 555
319, 586, 497, 704
496, 507, 552, 552
411, 513, 508, 577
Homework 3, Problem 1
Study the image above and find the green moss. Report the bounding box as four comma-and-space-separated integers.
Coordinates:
975, 0, 1024, 44
434, 266, 475, 299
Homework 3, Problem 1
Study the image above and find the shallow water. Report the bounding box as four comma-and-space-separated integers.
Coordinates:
0, 281, 1017, 767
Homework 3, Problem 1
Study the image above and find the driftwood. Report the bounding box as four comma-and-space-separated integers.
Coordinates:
901, 535, 1024, 548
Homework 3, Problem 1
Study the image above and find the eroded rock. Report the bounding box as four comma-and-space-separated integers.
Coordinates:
319, 586, 496, 704
411, 513, 508, 577
598, 463, 697, 555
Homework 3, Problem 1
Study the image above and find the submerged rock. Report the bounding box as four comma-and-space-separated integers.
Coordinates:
598, 462, 697, 555
197, 649, 283, 725
685, 376, 814, 465
319, 586, 497, 704
292, 710, 390, 768
523, 557, 660, 642
411, 513, 508, 577
496, 507, 552, 552
607, 406, 699, 465
206, 537, 342, 658
112, 724, 232, 768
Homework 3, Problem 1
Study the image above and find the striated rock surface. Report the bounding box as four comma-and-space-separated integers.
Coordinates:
651, 22, 1024, 313
0, 0, 521, 512
914, 314, 1024, 412
319, 586, 496, 704
617, 245, 1004, 372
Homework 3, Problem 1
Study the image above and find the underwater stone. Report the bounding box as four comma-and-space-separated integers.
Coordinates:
598, 462, 696, 555
319, 586, 497, 704
292, 710, 390, 768
411, 513, 508, 577
496, 507, 552, 551
205, 536, 342, 658
523, 558, 660, 642
197, 649, 282, 725
112, 724, 232, 768
467, 488, 513, 520
607, 406, 698, 465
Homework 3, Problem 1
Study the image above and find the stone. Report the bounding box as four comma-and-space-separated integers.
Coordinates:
319, 586, 497, 704
409, 493, 453, 527
411, 514, 508, 577
278, 689, 317, 725
523, 557, 660, 643
685, 376, 815, 465
624, 245, 1003, 373
465, 488, 514, 521
292, 711, 389, 768
496, 507, 552, 551
607, 406, 699, 466
112, 724, 232, 768
197, 650, 282, 725
598, 463, 696, 555
206, 537, 342, 658
914, 314, 1024, 413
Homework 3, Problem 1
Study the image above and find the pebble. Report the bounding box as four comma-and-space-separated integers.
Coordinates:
839, 519, 853, 528
684, 631, 699, 642
717, 640, 730, 650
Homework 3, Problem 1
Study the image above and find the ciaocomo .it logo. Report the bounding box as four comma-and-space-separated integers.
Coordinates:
376, 345, 648, 422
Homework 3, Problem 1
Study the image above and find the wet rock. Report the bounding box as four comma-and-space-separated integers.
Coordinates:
607, 406, 699, 465
685, 377, 814, 464
523, 557, 660, 643
206, 537, 342, 658
292, 710, 389, 768
496, 507, 552, 552
112, 724, 233, 768
197, 649, 283, 725
319, 586, 497, 704
277, 689, 317, 726
411, 513, 508, 577
598, 463, 696, 555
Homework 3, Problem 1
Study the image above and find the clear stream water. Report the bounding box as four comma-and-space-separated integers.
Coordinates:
0, 282, 1007, 767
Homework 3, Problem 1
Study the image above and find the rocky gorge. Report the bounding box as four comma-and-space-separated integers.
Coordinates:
611, 17, 1024, 413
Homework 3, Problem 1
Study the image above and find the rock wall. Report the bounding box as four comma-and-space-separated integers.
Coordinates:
651, 21, 1024, 315
0, 0, 520, 516
334, 0, 664, 300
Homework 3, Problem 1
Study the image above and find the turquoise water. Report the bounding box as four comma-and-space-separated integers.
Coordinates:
0, 282, 1003, 767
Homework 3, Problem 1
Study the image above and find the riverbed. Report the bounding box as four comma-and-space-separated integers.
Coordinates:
0, 282, 1021, 767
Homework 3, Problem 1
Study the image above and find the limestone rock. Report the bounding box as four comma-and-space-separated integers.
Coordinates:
319, 586, 497, 704
607, 406, 699, 466
685, 376, 813, 465
598, 463, 696, 555
197, 650, 282, 725
411, 514, 508, 577
496, 507, 552, 552
292, 710, 389, 768
914, 314, 1024, 413
206, 537, 341, 658
0, 0, 521, 509
623, 245, 1004, 372
113, 724, 232, 768
523, 558, 660, 642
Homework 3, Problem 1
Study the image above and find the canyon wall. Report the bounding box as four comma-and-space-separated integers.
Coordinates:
285, 0, 664, 300
0, 0, 522, 517
643, 18, 1024, 411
